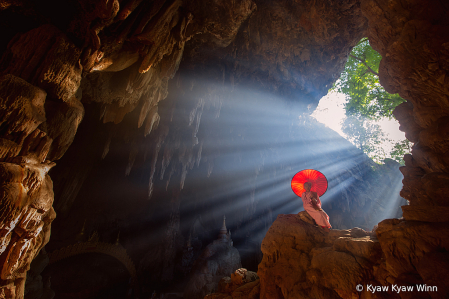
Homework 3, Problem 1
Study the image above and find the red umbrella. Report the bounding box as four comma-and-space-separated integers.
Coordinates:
291, 169, 328, 197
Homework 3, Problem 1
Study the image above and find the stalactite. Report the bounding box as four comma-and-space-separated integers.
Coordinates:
187, 149, 195, 170
148, 126, 169, 198
101, 134, 111, 160
125, 65, 155, 97
144, 106, 160, 136
160, 146, 173, 180
138, 93, 152, 128
148, 151, 159, 199
207, 160, 214, 178
188, 99, 199, 126
165, 164, 176, 191
125, 141, 139, 176
138, 87, 160, 128
180, 164, 187, 190
196, 140, 203, 167
193, 99, 204, 140
135, 0, 183, 73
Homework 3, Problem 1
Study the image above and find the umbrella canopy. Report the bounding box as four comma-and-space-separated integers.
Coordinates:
291, 169, 328, 197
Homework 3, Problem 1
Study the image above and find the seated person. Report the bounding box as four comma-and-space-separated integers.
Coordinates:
301, 182, 331, 231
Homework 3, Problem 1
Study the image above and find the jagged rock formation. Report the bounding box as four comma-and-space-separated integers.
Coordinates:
256, 212, 447, 299
0, 150, 56, 298
209, 212, 446, 299
0, 0, 447, 298
184, 217, 241, 299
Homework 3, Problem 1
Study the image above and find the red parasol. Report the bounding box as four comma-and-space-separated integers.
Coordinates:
291, 169, 328, 197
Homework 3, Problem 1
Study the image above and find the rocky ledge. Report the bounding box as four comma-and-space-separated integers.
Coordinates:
258, 212, 378, 299
207, 211, 449, 299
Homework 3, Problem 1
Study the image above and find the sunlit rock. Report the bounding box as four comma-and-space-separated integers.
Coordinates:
257, 213, 376, 299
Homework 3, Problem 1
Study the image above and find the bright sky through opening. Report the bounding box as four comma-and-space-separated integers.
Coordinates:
311, 91, 406, 156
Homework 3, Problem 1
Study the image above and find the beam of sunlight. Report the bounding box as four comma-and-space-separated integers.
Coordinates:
146, 79, 408, 249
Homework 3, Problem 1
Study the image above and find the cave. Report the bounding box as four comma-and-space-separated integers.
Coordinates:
0, 0, 448, 299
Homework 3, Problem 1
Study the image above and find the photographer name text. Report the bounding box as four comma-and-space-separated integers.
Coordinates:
356, 284, 437, 294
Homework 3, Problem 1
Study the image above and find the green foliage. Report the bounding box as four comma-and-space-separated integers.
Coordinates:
334, 38, 405, 120
341, 115, 389, 163
331, 38, 412, 164
390, 139, 412, 165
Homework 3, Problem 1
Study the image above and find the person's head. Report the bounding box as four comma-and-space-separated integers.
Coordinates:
303, 182, 312, 191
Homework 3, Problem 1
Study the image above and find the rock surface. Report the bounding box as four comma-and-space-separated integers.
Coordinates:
362, 0, 449, 210
257, 213, 375, 299
205, 212, 448, 299
247, 212, 448, 299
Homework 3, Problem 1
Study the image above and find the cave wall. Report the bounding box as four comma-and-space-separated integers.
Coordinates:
365, 0, 449, 296
363, 0, 449, 215
0, 0, 442, 298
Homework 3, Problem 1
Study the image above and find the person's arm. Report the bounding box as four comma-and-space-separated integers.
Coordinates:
316, 193, 322, 207
311, 192, 321, 211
